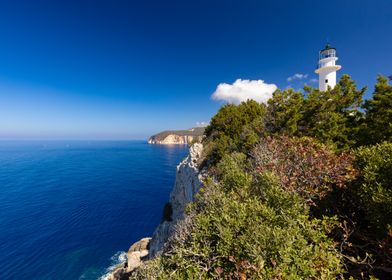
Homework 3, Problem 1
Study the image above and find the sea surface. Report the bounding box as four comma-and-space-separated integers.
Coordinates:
0, 141, 188, 280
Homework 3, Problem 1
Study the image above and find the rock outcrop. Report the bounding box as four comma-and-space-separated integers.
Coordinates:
148, 127, 205, 144
108, 238, 151, 280
108, 143, 204, 279
127, 238, 151, 270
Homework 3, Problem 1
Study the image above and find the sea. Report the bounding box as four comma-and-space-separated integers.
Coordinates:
0, 141, 189, 280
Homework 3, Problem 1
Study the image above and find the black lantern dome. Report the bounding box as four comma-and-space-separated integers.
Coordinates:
319, 43, 337, 59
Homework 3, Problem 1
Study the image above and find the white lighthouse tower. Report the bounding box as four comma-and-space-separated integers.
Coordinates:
315, 44, 341, 91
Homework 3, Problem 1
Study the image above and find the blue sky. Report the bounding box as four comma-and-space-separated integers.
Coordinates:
0, 0, 391, 139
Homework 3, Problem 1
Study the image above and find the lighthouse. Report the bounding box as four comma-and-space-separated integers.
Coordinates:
315, 44, 341, 91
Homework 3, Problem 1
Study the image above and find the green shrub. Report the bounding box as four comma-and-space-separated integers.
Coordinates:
216, 152, 252, 194
353, 142, 392, 236
133, 157, 343, 279
205, 100, 265, 141
130, 257, 168, 280
266, 88, 304, 136
204, 100, 266, 163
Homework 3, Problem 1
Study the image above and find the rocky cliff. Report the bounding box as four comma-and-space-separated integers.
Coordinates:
148, 127, 205, 144
148, 143, 204, 256
108, 143, 204, 279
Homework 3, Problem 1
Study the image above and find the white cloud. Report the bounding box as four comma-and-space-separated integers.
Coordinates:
287, 73, 308, 82
309, 78, 318, 84
196, 121, 209, 127
211, 79, 277, 105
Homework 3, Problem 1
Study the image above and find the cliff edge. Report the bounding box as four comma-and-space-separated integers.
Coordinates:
108, 143, 204, 279
149, 143, 204, 256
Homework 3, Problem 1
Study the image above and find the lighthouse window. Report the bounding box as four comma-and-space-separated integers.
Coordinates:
325, 79, 328, 83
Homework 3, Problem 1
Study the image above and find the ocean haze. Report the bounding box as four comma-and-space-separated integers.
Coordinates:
0, 141, 188, 279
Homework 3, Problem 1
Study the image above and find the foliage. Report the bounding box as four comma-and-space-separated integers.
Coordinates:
204, 100, 266, 163
266, 88, 304, 136
205, 100, 266, 142
130, 257, 168, 280
353, 142, 392, 236
133, 74, 392, 279
133, 155, 343, 279
251, 136, 355, 203
262, 75, 366, 150
300, 75, 366, 150
360, 76, 392, 145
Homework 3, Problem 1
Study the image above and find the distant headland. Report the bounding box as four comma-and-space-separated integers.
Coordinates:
148, 127, 205, 144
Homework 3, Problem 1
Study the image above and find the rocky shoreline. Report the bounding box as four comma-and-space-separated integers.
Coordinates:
108, 143, 204, 279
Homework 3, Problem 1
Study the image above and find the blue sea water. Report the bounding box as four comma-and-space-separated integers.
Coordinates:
0, 141, 188, 280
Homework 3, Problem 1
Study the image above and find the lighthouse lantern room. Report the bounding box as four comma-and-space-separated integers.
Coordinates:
315, 44, 342, 91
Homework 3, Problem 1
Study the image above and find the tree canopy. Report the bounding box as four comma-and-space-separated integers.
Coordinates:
133, 74, 392, 280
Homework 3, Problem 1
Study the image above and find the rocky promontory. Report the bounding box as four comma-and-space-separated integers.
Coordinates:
108, 143, 204, 279
149, 143, 204, 256
148, 127, 205, 144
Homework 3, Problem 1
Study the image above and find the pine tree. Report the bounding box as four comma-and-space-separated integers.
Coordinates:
362, 75, 392, 144
300, 75, 365, 150
266, 88, 304, 136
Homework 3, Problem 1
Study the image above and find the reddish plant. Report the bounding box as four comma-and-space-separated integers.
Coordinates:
251, 136, 355, 203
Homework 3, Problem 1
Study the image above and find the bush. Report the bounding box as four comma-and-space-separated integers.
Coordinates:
205, 100, 265, 141
133, 156, 343, 279
266, 88, 304, 136
204, 100, 266, 163
216, 152, 252, 194
353, 142, 392, 236
251, 136, 355, 203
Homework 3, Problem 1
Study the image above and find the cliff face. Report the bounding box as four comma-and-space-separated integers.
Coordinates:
148, 127, 205, 145
149, 143, 204, 256
108, 143, 204, 279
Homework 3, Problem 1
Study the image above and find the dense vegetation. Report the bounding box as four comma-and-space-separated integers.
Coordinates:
133, 75, 391, 279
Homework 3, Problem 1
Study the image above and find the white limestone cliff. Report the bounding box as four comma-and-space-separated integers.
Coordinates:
108, 143, 204, 279
148, 127, 205, 145
148, 142, 204, 256
148, 134, 196, 145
